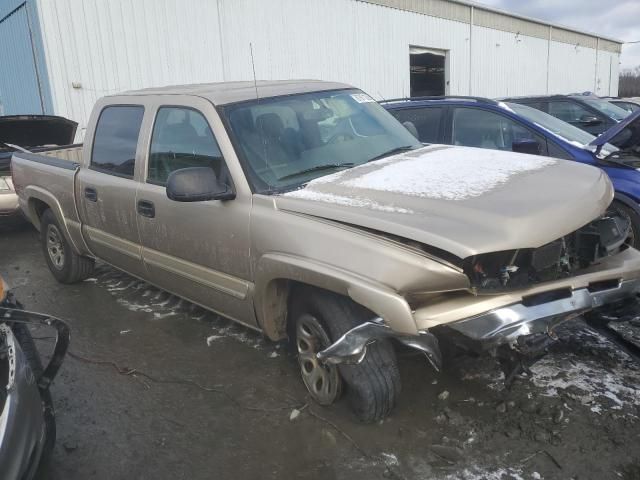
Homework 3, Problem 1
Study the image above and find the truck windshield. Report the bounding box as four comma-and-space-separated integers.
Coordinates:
507, 102, 618, 154
222, 89, 421, 193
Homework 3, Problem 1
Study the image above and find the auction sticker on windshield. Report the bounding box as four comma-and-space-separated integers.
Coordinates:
351, 93, 375, 103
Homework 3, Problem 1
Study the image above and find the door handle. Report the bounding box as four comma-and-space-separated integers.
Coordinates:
137, 200, 155, 218
84, 187, 98, 202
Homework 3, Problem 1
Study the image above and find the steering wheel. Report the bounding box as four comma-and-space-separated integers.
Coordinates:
326, 132, 355, 144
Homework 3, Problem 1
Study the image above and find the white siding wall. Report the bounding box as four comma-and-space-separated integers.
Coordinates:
470, 26, 548, 98
595, 50, 619, 97
35, 0, 225, 135
548, 41, 598, 95
28, 0, 621, 132
219, 0, 470, 99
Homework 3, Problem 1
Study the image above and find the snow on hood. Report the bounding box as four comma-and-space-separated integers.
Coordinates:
339, 147, 556, 201
277, 145, 612, 258
286, 145, 556, 203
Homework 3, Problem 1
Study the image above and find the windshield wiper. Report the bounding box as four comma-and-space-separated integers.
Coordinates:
367, 145, 417, 163
278, 163, 355, 181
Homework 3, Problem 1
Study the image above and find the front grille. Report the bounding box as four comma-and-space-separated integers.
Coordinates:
465, 214, 631, 293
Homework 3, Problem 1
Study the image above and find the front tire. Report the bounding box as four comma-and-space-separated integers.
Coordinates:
290, 288, 401, 422
608, 200, 640, 249
41, 209, 94, 284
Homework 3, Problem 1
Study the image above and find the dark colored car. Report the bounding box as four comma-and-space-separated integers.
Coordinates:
0, 274, 70, 480
604, 97, 640, 114
383, 96, 640, 244
501, 94, 630, 136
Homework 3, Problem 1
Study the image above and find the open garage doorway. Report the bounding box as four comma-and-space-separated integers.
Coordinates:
410, 46, 447, 97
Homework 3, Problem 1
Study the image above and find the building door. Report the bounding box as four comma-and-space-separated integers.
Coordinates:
410, 47, 447, 97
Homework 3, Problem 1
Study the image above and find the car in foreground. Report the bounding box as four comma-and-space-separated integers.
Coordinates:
10, 80, 640, 421
0, 115, 78, 227
502, 94, 630, 135
0, 274, 70, 480
383, 97, 640, 246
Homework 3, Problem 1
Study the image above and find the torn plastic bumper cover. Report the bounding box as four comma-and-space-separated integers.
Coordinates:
316, 318, 443, 371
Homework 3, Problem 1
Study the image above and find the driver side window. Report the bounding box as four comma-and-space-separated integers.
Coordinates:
148, 107, 227, 185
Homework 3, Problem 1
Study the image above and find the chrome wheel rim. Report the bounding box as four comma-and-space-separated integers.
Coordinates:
296, 314, 341, 405
46, 224, 65, 270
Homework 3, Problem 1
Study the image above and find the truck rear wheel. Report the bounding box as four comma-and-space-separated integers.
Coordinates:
41, 209, 94, 284
290, 288, 401, 422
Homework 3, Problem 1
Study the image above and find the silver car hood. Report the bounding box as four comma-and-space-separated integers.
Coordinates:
275, 145, 613, 259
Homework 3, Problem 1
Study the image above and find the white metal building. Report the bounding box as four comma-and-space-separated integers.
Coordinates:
0, 0, 623, 138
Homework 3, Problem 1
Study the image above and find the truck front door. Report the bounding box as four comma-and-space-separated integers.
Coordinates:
135, 98, 254, 326
76, 104, 147, 279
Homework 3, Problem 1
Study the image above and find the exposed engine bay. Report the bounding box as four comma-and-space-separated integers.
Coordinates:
464, 214, 632, 293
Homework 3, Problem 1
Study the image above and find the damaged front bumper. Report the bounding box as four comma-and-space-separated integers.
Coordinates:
446, 278, 640, 346
318, 276, 640, 368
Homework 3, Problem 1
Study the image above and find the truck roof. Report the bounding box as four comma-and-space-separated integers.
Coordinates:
115, 80, 353, 106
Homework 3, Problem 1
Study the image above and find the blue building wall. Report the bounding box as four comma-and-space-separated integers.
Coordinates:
0, 0, 52, 114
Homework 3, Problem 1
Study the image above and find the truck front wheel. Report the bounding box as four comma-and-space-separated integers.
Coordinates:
290, 288, 401, 422
41, 209, 94, 284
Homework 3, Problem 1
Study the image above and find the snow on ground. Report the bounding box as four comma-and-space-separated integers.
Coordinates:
530, 328, 640, 413
442, 467, 526, 480
90, 266, 267, 350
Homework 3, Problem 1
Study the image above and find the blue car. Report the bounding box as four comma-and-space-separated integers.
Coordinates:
383, 97, 640, 246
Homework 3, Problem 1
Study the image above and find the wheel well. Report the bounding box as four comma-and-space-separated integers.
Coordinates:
29, 198, 50, 227
259, 279, 356, 341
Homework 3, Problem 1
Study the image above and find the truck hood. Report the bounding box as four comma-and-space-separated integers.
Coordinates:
275, 145, 613, 259
589, 109, 640, 153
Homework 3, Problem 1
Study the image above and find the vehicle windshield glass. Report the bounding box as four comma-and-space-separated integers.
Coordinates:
579, 97, 629, 121
507, 102, 618, 153
222, 89, 422, 193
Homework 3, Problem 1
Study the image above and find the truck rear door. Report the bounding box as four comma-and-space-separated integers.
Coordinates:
76, 104, 147, 278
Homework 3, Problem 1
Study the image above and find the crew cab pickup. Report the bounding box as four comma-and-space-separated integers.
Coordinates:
11, 81, 640, 421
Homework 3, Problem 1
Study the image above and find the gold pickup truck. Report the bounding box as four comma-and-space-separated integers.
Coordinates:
10, 80, 640, 421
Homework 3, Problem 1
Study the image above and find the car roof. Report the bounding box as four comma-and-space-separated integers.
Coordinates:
382, 96, 501, 107
112, 80, 354, 106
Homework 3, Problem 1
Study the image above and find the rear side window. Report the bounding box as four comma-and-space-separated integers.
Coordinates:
388, 107, 443, 143
451, 107, 546, 153
91, 105, 144, 178
148, 107, 226, 185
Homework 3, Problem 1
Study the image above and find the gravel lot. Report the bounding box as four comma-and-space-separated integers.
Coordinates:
2, 226, 640, 480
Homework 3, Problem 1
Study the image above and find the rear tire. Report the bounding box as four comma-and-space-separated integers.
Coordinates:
41, 209, 94, 283
290, 288, 401, 422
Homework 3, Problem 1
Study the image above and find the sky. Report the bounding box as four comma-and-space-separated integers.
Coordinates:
477, 0, 640, 71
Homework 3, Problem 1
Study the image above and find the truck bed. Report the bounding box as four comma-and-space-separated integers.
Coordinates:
10, 145, 84, 233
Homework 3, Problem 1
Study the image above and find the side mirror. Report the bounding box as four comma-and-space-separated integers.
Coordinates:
166, 167, 235, 202
402, 121, 419, 139
512, 139, 541, 155
579, 115, 602, 126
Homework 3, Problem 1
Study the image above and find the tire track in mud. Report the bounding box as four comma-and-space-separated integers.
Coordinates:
84, 264, 269, 351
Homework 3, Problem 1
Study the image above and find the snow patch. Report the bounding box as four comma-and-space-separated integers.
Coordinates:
342, 149, 556, 201
284, 189, 413, 214
443, 467, 525, 480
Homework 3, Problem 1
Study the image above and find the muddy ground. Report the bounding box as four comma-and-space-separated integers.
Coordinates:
1, 227, 640, 480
